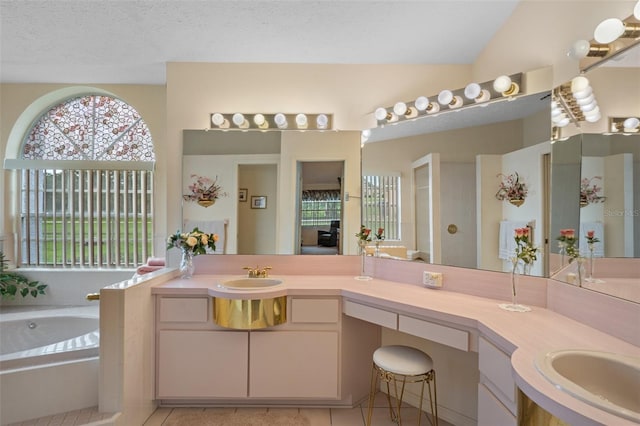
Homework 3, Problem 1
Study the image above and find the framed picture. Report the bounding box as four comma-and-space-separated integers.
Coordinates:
251, 196, 267, 209
239, 188, 248, 202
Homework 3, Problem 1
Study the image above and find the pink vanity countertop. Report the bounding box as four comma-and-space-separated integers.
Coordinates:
153, 274, 640, 426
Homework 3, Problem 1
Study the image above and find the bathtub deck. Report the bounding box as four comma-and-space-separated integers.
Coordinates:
6, 406, 116, 426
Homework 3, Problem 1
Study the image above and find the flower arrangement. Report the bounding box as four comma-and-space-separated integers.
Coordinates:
374, 228, 384, 241
167, 227, 218, 255
513, 227, 539, 266
183, 174, 227, 203
496, 172, 528, 204
355, 225, 372, 243
557, 228, 579, 261
580, 176, 605, 206
585, 230, 600, 246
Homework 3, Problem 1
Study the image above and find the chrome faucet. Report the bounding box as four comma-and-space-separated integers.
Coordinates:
243, 265, 272, 278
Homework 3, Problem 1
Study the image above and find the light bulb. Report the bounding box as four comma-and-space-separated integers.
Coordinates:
594, 18, 625, 44
585, 111, 601, 123
361, 129, 371, 143
274, 113, 288, 129
576, 94, 595, 106
316, 114, 329, 129
579, 101, 597, 112
438, 90, 453, 105
556, 117, 571, 127
635, 0, 640, 20
572, 86, 593, 100
232, 113, 246, 127
374, 107, 389, 121
393, 102, 409, 116
567, 40, 591, 60
415, 96, 429, 111
551, 106, 563, 117
211, 113, 225, 126
623, 117, 640, 129
253, 113, 267, 127
570, 76, 590, 93
493, 75, 519, 96
583, 106, 600, 117
295, 113, 308, 128
552, 113, 567, 123
464, 83, 481, 99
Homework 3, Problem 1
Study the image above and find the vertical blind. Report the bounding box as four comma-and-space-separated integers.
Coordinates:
362, 175, 400, 240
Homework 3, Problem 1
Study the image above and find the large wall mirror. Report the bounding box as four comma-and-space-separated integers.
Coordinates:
362, 89, 553, 277
549, 45, 639, 304
181, 129, 361, 255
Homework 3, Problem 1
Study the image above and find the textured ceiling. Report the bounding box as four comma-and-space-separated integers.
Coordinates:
0, 0, 521, 84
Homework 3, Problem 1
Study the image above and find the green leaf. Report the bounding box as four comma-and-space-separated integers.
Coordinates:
20, 288, 29, 297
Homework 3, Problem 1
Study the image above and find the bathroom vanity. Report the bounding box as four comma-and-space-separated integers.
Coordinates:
149, 269, 640, 426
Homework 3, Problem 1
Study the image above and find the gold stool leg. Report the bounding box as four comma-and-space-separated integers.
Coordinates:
429, 370, 438, 426
366, 363, 378, 426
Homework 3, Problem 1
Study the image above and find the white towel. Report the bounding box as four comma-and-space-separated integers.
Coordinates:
579, 222, 604, 257
183, 219, 228, 254
498, 220, 528, 260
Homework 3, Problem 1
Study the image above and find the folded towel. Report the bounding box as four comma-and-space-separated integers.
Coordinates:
146, 257, 165, 266
136, 265, 164, 275
498, 220, 528, 260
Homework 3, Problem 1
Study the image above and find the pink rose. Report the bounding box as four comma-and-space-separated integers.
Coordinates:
587, 230, 595, 239
515, 228, 524, 237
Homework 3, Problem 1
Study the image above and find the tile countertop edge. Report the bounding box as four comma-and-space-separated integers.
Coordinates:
150, 274, 640, 425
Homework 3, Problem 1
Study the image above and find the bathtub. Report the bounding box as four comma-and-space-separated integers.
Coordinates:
0, 306, 101, 425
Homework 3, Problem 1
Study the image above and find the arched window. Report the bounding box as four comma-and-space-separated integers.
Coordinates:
11, 94, 155, 267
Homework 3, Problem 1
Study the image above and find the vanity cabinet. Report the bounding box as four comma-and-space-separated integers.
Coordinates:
155, 295, 341, 401
477, 336, 517, 425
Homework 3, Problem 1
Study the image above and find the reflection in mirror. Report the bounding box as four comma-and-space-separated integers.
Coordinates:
362, 91, 552, 277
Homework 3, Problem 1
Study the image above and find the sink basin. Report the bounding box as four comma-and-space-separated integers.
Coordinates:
218, 277, 283, 290
535, 349, 640, 422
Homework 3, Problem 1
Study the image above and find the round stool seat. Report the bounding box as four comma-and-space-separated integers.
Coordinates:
373, 345, 433, 376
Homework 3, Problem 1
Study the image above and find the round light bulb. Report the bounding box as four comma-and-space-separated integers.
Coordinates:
570, 76, 590, 93
464, 83, 481, 100
274, 113, 288, 128
580, 101, 598, 112
393, 102, 408, 116
361, 129, 371, 143
438, 90, 453, 105
253, 113, 266, 126
623, 117, 640, 129
572, 86, 593, 100
211, 113, 225, 126
594, 18, 625, 44
374, 107, 389, 121
295, 113, 308, 128
585, 111, 601, 123
552, 113, 567, 123
493, 75, 512, 93
232, 113, 245, 127
635, 0, 640, 20
583, 106, 600, 117
568, 40, 591, 60
576, 94, 595, 106
316, 114, 329, 129
415, 96, 429, 111
556, 117, 571, 127
551, 106, 563, 117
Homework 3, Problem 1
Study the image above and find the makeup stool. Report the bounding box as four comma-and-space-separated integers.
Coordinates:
365, 345, 438, 426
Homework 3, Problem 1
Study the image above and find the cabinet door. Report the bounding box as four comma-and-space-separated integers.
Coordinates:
478, 383, 516, 426
157, 330, 248, 398
249, 331, 339, 398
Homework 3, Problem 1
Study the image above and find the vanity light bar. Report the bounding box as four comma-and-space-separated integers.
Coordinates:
373, 73, 523, 127
210, 113, 333, 131
552, 76, 602, 128
609, 116, 640, 134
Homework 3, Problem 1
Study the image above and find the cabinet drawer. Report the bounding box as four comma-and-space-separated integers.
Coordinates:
398, 315, 469, 351
479, 336, 516, 407
291, 298, 339, 323
159, 297, 208, 322
478, 383, 516, 426
343, 300, 397, 329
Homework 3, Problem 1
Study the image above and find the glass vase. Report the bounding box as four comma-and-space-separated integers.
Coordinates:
374, 240, 380, 258
499, 258, 531, 312
585, 245, 604, 284
180, 248, 195, 279
355, 240, 372, 281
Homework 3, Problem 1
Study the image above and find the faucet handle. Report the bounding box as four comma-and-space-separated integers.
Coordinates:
261, 266, 272, 277
243, 266, 256, 277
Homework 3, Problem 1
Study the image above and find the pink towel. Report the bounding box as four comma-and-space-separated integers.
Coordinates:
146, 257, 166, 266
137, 265, 163, 275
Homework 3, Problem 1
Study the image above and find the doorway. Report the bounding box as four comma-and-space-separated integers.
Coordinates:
296, 161, 344, 255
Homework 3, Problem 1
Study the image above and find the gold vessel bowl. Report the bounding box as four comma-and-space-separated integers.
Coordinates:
213, 296, 287, 330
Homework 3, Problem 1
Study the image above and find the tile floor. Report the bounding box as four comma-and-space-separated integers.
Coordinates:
143, 392, 452, 426
10, 392, 452, 426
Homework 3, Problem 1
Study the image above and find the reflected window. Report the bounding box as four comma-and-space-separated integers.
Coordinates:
301, 190, 341, 226
362, 175, 400, 240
